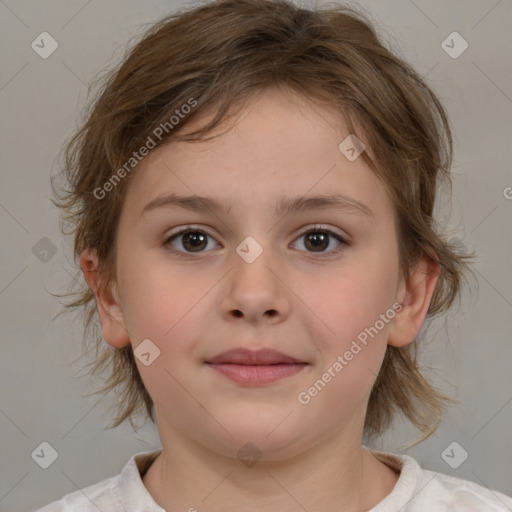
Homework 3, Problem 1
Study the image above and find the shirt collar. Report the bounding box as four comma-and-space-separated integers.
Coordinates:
118, 449, 165, 512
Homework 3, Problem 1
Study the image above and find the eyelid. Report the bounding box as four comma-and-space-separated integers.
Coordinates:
296, 224, 348, 241
164, 224, 216, 241
164, 224, 348, 240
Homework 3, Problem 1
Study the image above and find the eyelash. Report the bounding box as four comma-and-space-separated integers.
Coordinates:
163, 224, 348, 258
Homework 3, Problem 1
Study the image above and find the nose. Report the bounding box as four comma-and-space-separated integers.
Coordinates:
220, 243, 291, 325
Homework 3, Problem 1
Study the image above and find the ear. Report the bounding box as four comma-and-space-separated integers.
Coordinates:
387, 252, 440, 348
80, 248, 130, 348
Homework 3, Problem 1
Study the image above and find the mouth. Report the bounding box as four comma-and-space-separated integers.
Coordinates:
205, 348, 309, 386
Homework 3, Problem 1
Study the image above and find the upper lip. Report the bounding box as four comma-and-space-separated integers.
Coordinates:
206, 348, 306, 365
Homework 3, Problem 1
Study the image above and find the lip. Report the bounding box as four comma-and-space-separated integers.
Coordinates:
205, 348, 308, 386
206, 348, 305, 365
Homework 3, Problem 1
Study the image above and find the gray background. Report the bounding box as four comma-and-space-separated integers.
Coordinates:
0, 0, 511, 510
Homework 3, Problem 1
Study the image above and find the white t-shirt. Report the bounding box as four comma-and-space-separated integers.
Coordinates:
34, 448, 512, 511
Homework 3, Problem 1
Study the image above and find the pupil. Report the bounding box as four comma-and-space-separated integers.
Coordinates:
184, 232, 206, 251
307, 232, 327, 251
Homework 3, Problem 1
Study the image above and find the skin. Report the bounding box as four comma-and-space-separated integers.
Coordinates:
81, 86, 439, 511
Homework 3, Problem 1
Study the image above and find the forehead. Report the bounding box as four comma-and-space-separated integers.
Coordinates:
122, 88, 394, 224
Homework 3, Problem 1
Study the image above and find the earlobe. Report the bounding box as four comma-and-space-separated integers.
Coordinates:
80, 248, 130, 348
387, 254, 440, 348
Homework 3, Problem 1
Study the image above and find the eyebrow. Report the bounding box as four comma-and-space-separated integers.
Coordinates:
139, 193, 374, 219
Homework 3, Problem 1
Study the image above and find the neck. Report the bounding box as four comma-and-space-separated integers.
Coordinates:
143, 414, 399, 511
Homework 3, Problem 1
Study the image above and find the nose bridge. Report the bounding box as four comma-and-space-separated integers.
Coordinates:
233, 233, 279, 292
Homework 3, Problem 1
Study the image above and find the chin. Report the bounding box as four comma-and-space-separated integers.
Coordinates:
207, 411, 311, 461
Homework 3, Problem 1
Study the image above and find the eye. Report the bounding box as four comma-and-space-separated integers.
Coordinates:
291, 225, 347, 256
163, 224, 348, 257
164, 225, 219, 256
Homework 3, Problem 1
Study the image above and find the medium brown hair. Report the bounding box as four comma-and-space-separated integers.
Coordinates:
53, 0, 476, 439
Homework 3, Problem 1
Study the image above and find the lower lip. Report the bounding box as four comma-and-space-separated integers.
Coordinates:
206, 363, 307, 385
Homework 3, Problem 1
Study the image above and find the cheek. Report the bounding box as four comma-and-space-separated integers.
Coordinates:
118, 256, 218, 378
118, 249, 198, 337
120, 266, 212, 410
307, 252, 399, 342
297, 290, 392, 421
299, 245, 399, 405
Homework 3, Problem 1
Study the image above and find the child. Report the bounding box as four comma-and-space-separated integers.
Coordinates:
37, 0, 512, 510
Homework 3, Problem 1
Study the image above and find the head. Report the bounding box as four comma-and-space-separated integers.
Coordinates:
55, 0, 474, 450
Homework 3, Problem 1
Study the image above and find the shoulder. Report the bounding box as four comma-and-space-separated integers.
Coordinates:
32, 449, 163, 512
32, 475, 119, 511
414, 468, 512, 511
369, 449, 512, 511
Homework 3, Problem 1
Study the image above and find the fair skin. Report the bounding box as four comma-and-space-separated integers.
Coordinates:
81, 87, 439, 511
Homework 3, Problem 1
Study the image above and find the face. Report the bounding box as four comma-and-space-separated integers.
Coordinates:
88, 87, 422, 460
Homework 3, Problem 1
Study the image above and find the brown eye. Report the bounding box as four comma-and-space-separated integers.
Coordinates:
292, 226, 347, 255
164, 228, 218, 254
180, 231, 208, 252
304, 231, 329, 252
